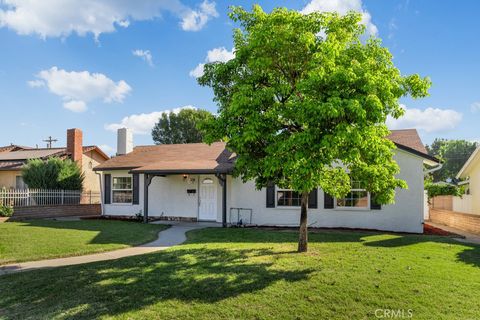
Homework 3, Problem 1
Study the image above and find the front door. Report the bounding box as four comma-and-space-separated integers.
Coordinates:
199, 177, 217, 221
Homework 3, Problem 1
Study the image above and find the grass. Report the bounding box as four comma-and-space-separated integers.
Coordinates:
0, 228, 479, 319
0, 219, 168, 265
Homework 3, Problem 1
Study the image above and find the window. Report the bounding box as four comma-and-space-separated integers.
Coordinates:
336, 181, 369, 209
112, 176, 132, 204
202, 178, 214, 184
277, 189, 301, 207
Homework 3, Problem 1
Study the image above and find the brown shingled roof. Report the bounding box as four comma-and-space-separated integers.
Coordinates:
94, 129, 437, 173
0, 145, 109, 171
0, 145, 32, 153
387, 129, 428, 154
94, 142, 234, 173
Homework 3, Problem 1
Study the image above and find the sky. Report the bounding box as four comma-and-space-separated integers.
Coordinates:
0, 0, 478, 155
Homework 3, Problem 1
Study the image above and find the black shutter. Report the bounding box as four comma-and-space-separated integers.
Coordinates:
104, 174, 111, 204
308, 188, 318, 208
370, 194, 381, 210
132, 173, 139, 204
266, 183, 275, 208
324, 191, 334, 209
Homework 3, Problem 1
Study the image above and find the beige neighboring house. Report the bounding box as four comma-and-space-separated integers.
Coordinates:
0, 129, 109, 192
456, 146, 480, 215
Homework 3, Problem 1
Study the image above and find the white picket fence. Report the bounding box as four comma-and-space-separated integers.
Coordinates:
0, 189, 101, 207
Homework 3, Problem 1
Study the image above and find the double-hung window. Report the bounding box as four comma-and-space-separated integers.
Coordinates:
336, 181, 369, 209
112, 176, 133, 204
277, 189, 301, 207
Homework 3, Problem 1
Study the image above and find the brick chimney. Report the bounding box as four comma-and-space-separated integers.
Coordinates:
67, 128, 83, 169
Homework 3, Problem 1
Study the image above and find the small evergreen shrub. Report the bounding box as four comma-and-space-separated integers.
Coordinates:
0, 205, 14, 217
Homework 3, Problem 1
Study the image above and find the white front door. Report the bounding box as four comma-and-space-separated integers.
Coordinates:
199, 177, 217, 221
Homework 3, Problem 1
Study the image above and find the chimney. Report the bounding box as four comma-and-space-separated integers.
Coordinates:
117, 128, 133, 155
67, 128, 83, 169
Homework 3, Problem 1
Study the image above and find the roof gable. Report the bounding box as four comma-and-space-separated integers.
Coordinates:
387, 129, 427, 154
456, 146, 480, 179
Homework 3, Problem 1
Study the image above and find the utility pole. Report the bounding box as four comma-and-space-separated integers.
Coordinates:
43, 136, 58, 149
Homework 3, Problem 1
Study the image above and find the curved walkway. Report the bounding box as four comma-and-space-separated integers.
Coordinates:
0, 221, 219, 276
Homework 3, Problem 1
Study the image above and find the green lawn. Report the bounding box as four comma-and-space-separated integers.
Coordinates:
0, 220, 168, 265
1, 228, 479, 320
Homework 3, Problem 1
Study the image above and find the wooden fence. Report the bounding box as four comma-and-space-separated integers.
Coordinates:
0, 189, 100, 207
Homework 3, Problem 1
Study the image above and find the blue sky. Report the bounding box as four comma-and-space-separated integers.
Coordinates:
0, 0, 478, 155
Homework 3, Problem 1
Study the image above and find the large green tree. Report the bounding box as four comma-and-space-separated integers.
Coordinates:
199, 6, 430, 252
426, 139, 477, 182
151, 109, 213, 144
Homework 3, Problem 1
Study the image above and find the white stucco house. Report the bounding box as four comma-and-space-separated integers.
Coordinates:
94, 128, 438, 233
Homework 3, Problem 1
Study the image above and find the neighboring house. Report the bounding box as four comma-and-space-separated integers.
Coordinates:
0, 129, 109, 192
456, 145, 480, 214
94, 128, 438, 233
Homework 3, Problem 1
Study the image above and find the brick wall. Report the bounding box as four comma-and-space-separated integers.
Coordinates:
11, 204, 101, 220
429, 209, 480, 234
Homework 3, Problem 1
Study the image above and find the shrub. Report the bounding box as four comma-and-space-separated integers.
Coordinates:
0, 205, 14, 217
22, 157, 84, 190
425, 181, 464, 199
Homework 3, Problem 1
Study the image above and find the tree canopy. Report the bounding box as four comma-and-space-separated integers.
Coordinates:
151, 109, 213, 144
426, 139, 477, 182
198, 6, 430, 251
21, 157, 84, 190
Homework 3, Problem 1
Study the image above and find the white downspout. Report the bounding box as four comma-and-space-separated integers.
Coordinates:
96, 171, 104, 215
424, 163, 443, 176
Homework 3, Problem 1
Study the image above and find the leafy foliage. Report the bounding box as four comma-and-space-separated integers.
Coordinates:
21, 157, 84, 190
425, 181, 464, 199
0, 205, 13, 217
426, 139, 478, 182
151, 109, 213, 144
199, 6, 430, 204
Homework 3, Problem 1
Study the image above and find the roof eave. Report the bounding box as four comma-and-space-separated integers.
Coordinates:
456, 146, 480, 179
394, 143, 440, 164
129, 168, 233, 175
93, 166, 140, 172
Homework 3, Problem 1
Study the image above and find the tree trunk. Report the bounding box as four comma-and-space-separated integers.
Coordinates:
298, 191, 309, 252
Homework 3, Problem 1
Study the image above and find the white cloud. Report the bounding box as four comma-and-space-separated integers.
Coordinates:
387, 105, 463, 133
180, 0, 218, 31
0, 0, 217, 39
190, 46, 234, 78
29, 67, 131, 112
27, 79, 44, 88
132, 49, 154, 66
105, 105, 196, 134
301, 0, 378, 36
99, 144, 115, 154
63, 100, 87, 113
470, 102, 480, 113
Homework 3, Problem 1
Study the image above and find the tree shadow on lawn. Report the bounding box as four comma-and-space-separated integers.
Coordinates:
0, 247, 313, 319
190, 228, 480, 268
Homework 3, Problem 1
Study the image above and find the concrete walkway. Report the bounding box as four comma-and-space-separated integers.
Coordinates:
427, 221, 480, 245
0, 221, 220, 276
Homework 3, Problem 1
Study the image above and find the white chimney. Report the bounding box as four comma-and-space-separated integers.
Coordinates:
117, 128, 133, 155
